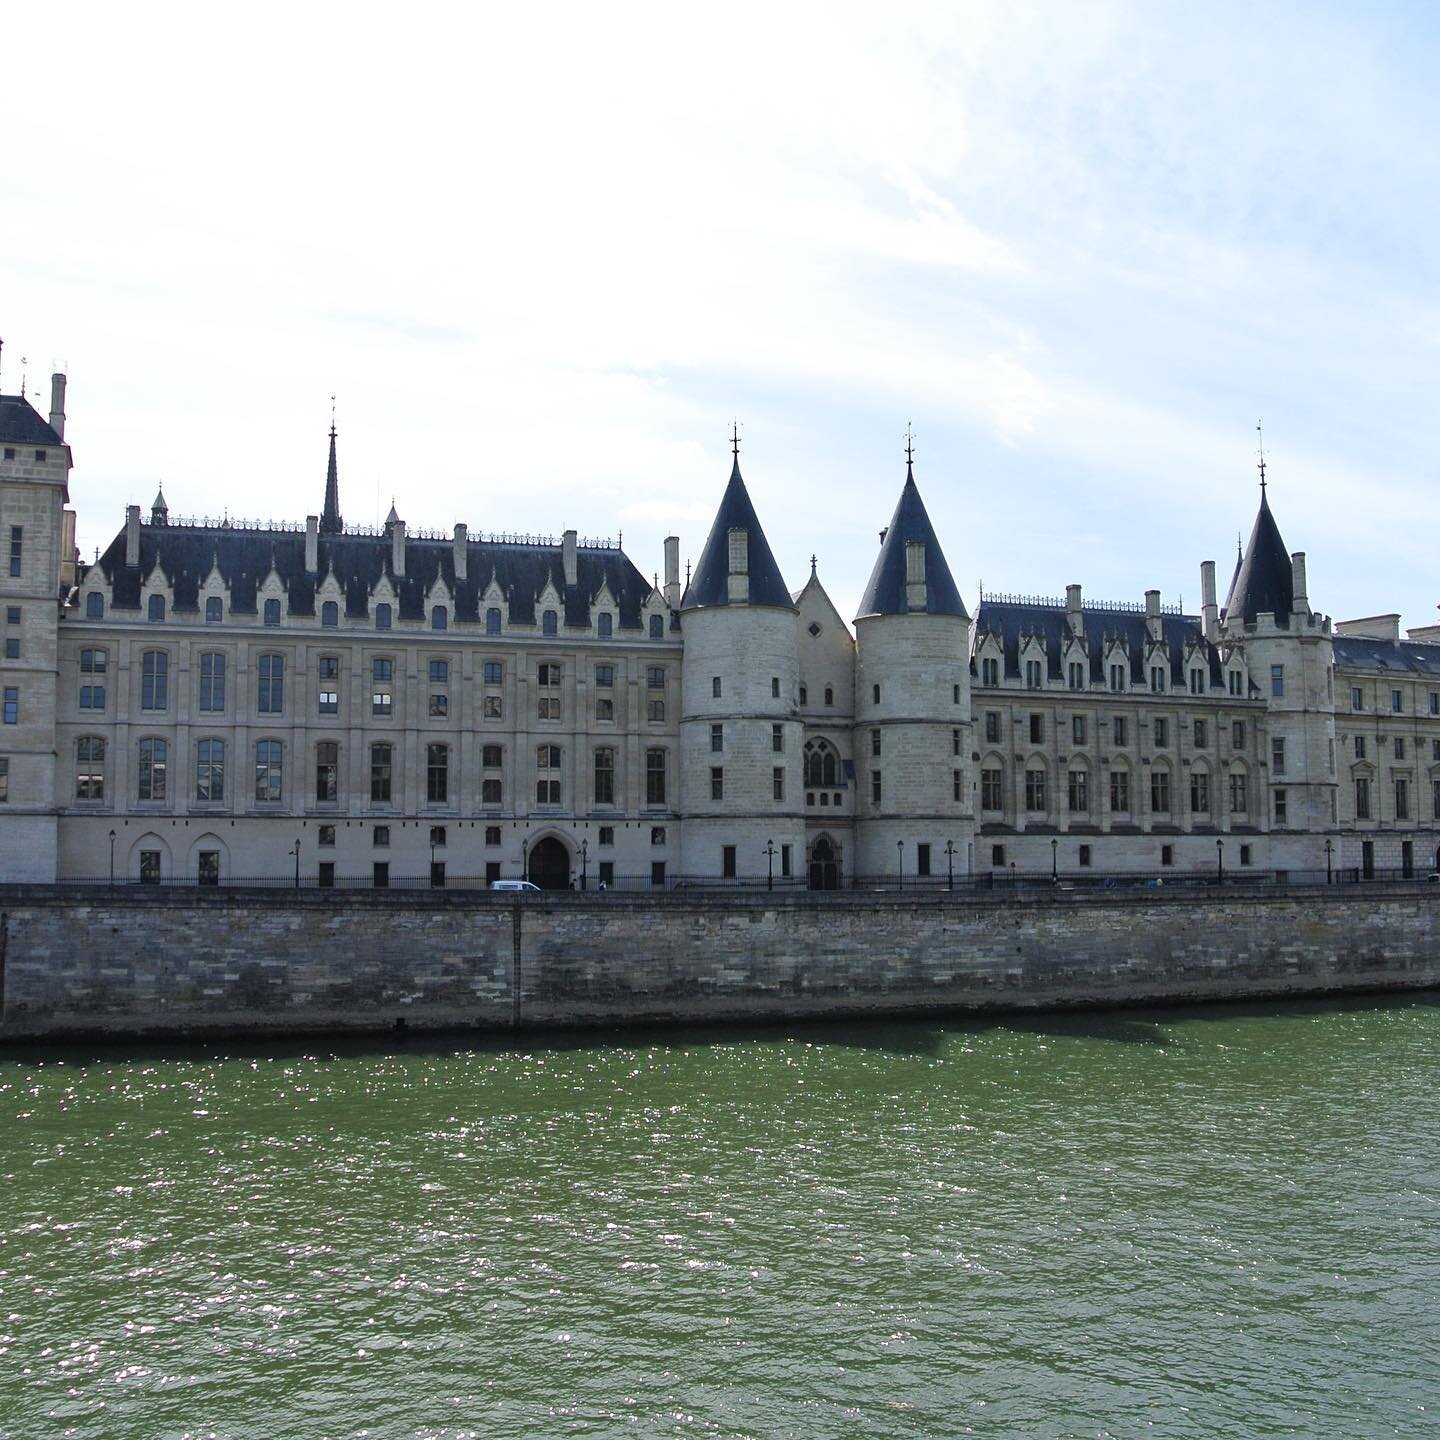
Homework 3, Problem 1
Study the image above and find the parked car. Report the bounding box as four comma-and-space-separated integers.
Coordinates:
490, 879, 541, 892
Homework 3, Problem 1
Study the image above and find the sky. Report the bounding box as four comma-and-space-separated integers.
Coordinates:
2, 0, 1437, 630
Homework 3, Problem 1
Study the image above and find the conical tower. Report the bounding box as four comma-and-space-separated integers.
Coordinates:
852, 446, 973, 880
678, 435, 804, 883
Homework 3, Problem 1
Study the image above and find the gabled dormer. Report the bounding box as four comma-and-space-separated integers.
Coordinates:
590, 577, 618, 637
535, 577, 563, 636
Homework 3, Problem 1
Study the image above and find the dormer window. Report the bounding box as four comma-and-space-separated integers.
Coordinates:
264, 598, 281, 626
542, 609, 558, 636
375, 603, 391, 630
981, 657, 999, 687
431, 606, 448, 631
486, 607, 501, 635
206, 597, 223, 624
649, 614, 664, 639
86, 592, 104, 619
597, 613, 612, 638
148, 594, 165, 622
322, 601, 338, 627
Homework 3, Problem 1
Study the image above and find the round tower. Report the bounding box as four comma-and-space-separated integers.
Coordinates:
853, 456, 974, 883
678, 444, 806, 884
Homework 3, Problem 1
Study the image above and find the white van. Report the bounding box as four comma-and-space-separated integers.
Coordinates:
489, 879, 541, 892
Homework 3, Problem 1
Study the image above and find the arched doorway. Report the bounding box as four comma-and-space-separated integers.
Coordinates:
808, 836, 840, 891
528, 836, 571, 890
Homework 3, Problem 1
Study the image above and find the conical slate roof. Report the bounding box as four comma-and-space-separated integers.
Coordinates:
681, 456, 794, 610
855, 464, 968, 621
1225, 487, 1293, 625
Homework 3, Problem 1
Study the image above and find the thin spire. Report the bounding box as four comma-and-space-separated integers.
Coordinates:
810, 553, 817, 577
730, 420, 741, 459
1256, 419, 1267, 491
320, 398, 344, 534
904, 421, 915, 478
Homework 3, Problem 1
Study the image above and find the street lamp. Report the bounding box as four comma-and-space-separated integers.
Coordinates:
430, 836, 438, 886
581, 838, 589, 891
944, 839, 955, 892
521, 835, 529, 882
108, 828, 116, 886
1325, 838, 1333, 884
763, 839, 775, 891
896, 838, 904, 891
1217, 837, 1224, 883
1051, 837, 1058, 882
292, 838, 301, 890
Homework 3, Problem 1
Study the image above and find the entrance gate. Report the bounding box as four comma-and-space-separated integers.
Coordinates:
808, 837, 840, 891
527, 836, 571, 890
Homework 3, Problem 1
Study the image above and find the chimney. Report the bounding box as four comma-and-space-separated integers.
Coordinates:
1200, 560, 1218, 642
60, 508, 77, 588
663, 535, 680, 609
125, 505, 141, 568
49, 373, 67, 440
453, 524, 468, 582
1065, 583, 1083, 639
391, 520, 406, 578
1144, 587, 1162, 642
562, 528, 578, 588
1291, 552, 1308, 615
305, 515, 319, 574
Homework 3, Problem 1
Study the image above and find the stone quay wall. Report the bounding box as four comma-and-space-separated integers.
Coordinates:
1, 884, 1437, 1043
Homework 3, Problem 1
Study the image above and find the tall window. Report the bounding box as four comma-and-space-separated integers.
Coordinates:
536, 745, 561, 804
773, 766, 785, 801
1150, 770, 1170, 813
254, 740, 283, 802
1355, 776, 1371, 819
426, 743, 449, 803
597, 613, 612, 638
1395, 777, 1409, 821
594, 747, 615, 805
75, 737, 105, 800
431, 606, 447, 631
985, 711, 1000, 743
1068, 662, 1084, 690
1109, 664, 1126, 692
1110, 769, 1130, 813
1025, 659, 1042, 689
542, 609, 558, 636
1270, 665, 1284, 698
1153, 717, 1168, 748
138, 737, 168, 801
141, 650, 168, 711
646, 749, 666, 805
538, 662, 561, 720
1068, 769, 1088, 812
650, 613, 664, 639
195, 738, 225, 801
1232, 720, 1244, 748
199, 652, 225, 712
713, 766, 725, 801
981, 657, 999, 686
1113, 716, 1128, 746
2, 686, 15, 724
981, 767, 1003, 811
86, 591, 104, 618
1025, 768, 1046, 811
1190, 771, 1210, 814
258, 653, 284, 714
1271, 736, 1286, 775
1229, 772, 1248, 814
8, 525, 21, 577
483, 660, 503, 684
1149, 666, 1165, 693
206, 596, 223, 624
316, 741, 339, 802
1029, 714, 1042, 744
79, 648, 107, 710
322, 600, 338, 627
375, 603, 392, 629
0, 757, 7, 802
712, 723, 725, 753
370, 743, 393, 802
487, 607, 502, 634
148, 593, 166, 622
1072, 715, 1086, 745
1194, 718, 1208, 748
264, 598, 281, 626
372, 657, 393, 716
804, 741, 838, 788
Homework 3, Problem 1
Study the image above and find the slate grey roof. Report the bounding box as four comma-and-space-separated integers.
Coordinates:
855, 464, 967, 621
1225, 489, 1294, 625
973, 598, 1225, 688
680, 456, 794, 611
88, 522, 656, 627
1333, 637, 1440, 678
0, 394, 63, 446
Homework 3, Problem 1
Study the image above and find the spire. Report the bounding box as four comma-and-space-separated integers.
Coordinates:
1224, 469, 1294, 627
855, 458, 967, 621
320, 401, 344, 535
151, 486, 168, 526
904, 421, 915, 481
680, 439, 794, 611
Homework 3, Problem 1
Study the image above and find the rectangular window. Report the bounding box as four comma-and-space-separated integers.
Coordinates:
773, 723, 784, 753
1079, 844, 1091, 867
1153, 717, 1168, 748
916, 843, 931, 877
5, 685, 23, 724
481, 778, 502, 804
1189, 668, 1205, 696
1391, 688, 1403, 713
319, 823, 336, 847
1110, 664, 1125, 692
1271, 736, 1285, 775
711, 722, 724, 753
318, 862, 335, 889
871, 770, 881, 804
593, 663, 615, 689
139, 850, 160, 884
981, 658, 998, 686
138, 737, 167, 801
538, 695, 561, 721
1395, 737, 1406, 760
1271, 665, 1284, 698
370, 743, 393, 802
1150, 771, 1170, 813
1228, 669, 1242, 697
4, 636, 17, 660
1113, 716, 1127, 746
198, 652, 225, 712
1029, 713, 1042, 744
373, 861, 390, 888
484, 695, 502, 719
1110, 770, 1130, 813
712, 676, 722, 699
254, 739, 283, 803
1274, 788, 1287, 824
722, 845, 737, 879
8, 525, 21, 578
320, 687, 339, 715
1395, 777, 1410, 821
79, 648, 107, 711
598, 826, 614, 846
599, 860, 614, 887
981, 767, 1003, 811
1430, 692, 1439, 716
951, 727, 961, 756
258, 653, 284, 714
871, 728, 882, 757
1434, 780, 1440, 820
428, 692, 448, 718
1232, 720, 1245, 748
537, 662, 562, 686
1190, 771, 1210, 813
1229, 773, 1248, 814
141, 651, 168, 711
1068, 769, 1088, 812
372, 657, 393, 716
985, 711, 1000, 743
1068, 662, 1084, 691
195, 738, 225, 801
596, 697, 614, 721
651, 860, 667, 888
482, 743, 503, 768
1352, 687, 1364, 711
771, 676, 780, 699
1150, 665, 1165, 694
1072, 715, 1086, 745
75, 736, 105, 800
594, 747, 615, 805
536, 745, 561, 805
428, 659, 449, 683
711, 766, 724, 801
426, 743, 449, 803
991, 844, 1006, 867
1194, 719, 1207, 748
772, 766, 784, 801
1025, 768, 1046, 811
1162, 844, 1174, 867
646, 749, 667, 806
1025, 659, 1042, 689
483, 660, 503, 684
652, 826, 667, 845
486, 825, 503, 846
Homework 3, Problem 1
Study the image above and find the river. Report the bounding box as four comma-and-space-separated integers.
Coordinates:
2, 995, 1436, 1438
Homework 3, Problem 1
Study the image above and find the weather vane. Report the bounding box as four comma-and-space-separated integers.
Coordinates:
730, 420, 741, 458
905, 422, 915, 467
1256, 419, 1267, 490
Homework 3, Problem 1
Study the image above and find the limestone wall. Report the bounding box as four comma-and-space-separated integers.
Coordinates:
1, 884, 1436, 1041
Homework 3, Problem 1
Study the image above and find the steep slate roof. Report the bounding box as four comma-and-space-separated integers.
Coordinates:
89, 523, 656, 627
1333, 636, 1440, 678
681, 456, 794, 611
0, 394, 62, 446
973, 598, 1225, 688
855, 464, 967, 621
1225, 488, 1294, 626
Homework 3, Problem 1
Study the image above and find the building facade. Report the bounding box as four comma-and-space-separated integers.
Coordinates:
3, 373, 1438, 886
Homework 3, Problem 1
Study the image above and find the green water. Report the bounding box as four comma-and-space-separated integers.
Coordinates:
1, 998, 1437, 1440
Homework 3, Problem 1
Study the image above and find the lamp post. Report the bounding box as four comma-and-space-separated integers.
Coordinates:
1325, 838, 1333, 884
763, 839, 775, 892
1010, 860, 1016, 889
430, 837, 438, 887
108, 828, 116, 887
1217, 837, 1224, 884
944, 840, 955, 892
521, 835, 529, 883
581, 838, 589, 891
896, 839, 904, 891
1051, 837, 1058, 882
292, 838, 301, 890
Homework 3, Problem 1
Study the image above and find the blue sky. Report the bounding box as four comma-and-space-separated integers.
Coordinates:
2, 1, 1436, 630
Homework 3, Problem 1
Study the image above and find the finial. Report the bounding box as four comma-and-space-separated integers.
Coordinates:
685, 559, 692, 586
904, 422, 915, 471
1256, 419, 1267, 490
330, 393, 337, 439
1237, 532, 1242, 561
19, 355, 27, 398
730, 420, 741, 458
810, 554, 817, 576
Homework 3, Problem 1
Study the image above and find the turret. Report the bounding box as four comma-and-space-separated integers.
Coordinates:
852, 447, 973, 881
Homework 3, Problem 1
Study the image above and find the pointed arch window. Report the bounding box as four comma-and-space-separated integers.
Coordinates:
86, 591, 104, 619
650, 613, 664, 639
597, 612, 612, 638
542, 609, 558, 636
803, 739, 840, 789
486, 607, 502, 635
206, 596, 223, 624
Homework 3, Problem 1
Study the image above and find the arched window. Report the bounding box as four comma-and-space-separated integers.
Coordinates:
322, 600, 338, 627
147, 593, 165, 622
263, 598, 281, 626
137, 737, 168, 801
255, 739, 283, 803
426, 742, 449, 803
375, 602, 392, 630
542, 609, 558, 636
205, 596, 223, 624
85, 591, 104, 619
486, 606, 502, 634
431, 606, 447, 631
316, 741, 340, 803
649, 613, 664, 639
195, 738, 225, 802
75, 736, 105, 800
803, 740, 839, 789
597, 612, 612, 638
824, 685, 834, 706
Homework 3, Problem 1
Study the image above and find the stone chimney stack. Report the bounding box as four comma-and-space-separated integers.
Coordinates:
49, 373, 66, 441
1144, 588, 1162, 643
391, 520, 406, 578
305, 515, 319, 574
125, 505, 141, 568
562, 529, 578, 588
663, 535, 680, 609
1291, 552, 1308, 615
453, 524, 468, 582
1200, 560, 1218, 642
1065, 583, 1084, 639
